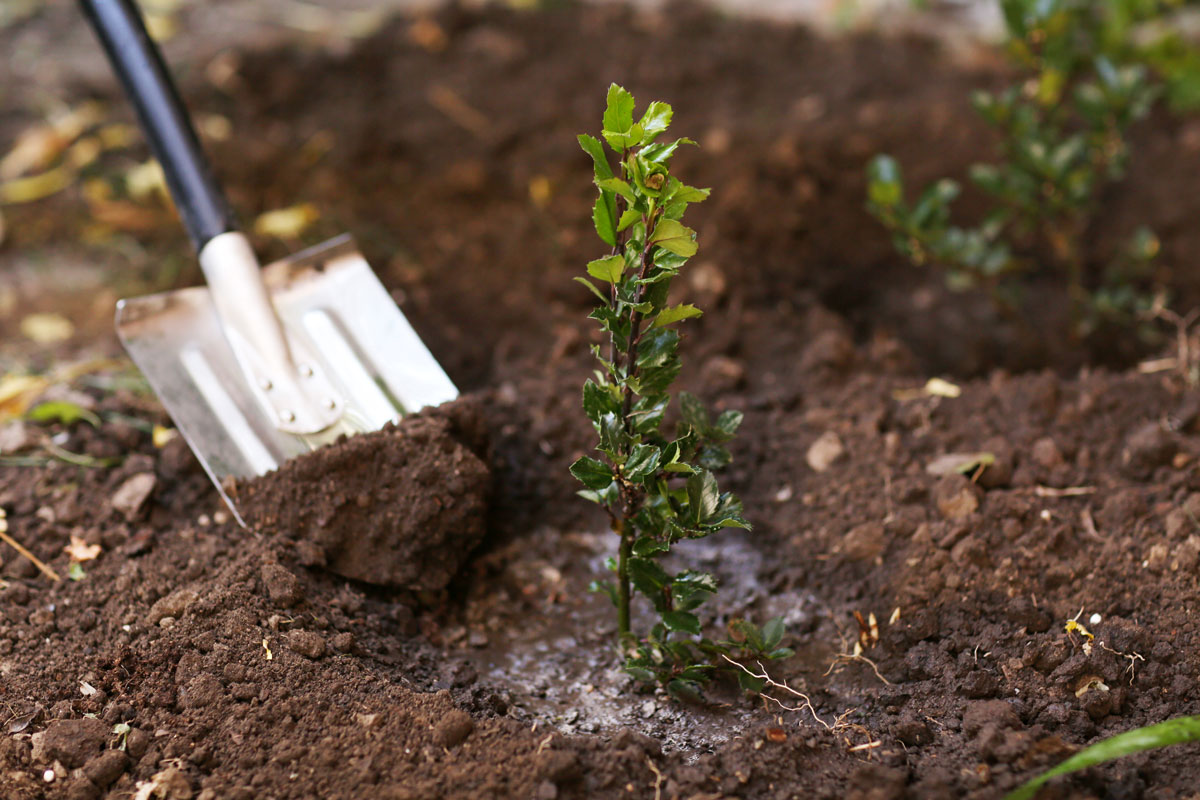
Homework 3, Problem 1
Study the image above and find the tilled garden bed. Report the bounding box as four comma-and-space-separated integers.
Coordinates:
2, 3, 1199, 798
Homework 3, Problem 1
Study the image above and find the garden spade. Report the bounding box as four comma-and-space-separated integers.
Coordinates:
82, 0, 458, 523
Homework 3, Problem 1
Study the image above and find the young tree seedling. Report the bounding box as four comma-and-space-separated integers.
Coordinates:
571, 85, 790, 699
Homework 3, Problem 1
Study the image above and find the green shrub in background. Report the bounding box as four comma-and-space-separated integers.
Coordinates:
868, 0, 1200, 337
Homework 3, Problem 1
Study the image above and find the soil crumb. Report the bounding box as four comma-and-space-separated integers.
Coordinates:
232, 396, 490, 590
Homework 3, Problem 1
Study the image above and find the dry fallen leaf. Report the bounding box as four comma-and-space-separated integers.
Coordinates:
0, 374, 50, 419
125, 159, 168, 201
64, 535, 101, 563
152, 425, 178, 448
20, 312, 74, 343
0, 164, 75, 204
925, 451, 995, 477
0, 101, 103, 181
254, 203, 319, 239
529, 175, 552, 209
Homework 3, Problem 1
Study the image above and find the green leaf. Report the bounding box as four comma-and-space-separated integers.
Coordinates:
652, 303, 703, 328
623, 444, 661, 482
636, 328, 679, 370
762, 617, 785, 650
587, 255, 626, 284
632, 536, 669, 557
649, 218, 698, 257
767, 647, 794, 660
27, 401, 100, 427
679, 392, 709, 434
569, 456, 614, 490
67, 562, 86, 581
573, 276, 609, 303
617, 208, 641, 232
577, 133, 615, 180
638, 101, 673, 144
866, 155, 903, 209
686, 470, 720, 526
625, 666, 658, 684
666, 679, 703, 702
669, 183, 710, 203
662, 610, 701, 635
596, 177, 637, 201
603, 84, 635, 138
730, 619, 764, 652
1005, 716, 1200, 800
628, 557, 671, 604
592, 193, 617, 247
736, 670, 766, 694
642, 137, 696, 164
714, 409, 743, 437
589, 580, 619, 606
582, 379, 619, 423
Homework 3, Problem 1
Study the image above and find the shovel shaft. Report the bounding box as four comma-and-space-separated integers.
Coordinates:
79, 0, 235, 252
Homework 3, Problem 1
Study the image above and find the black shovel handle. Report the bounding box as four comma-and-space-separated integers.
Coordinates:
79, 0, 236, 253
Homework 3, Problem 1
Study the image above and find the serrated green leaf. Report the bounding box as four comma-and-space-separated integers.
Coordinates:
636, 327, 679, 370
628, 557, 671, 601
569, 456, 614, 490
736, 670, 766, 694
670, 183, 710, 203
597, 177, 637, 201
632, 536, 669, 557
652, 303, 703, 328
589, 580, 619, 606
662, 610, 701, 635
617, 208, 641, 232
714, 409, 743, 438
625, 666, 658, 684
642, 137, 696, 164
623, 443, 661, 481
603, 84, 635, 137
587, 255, 626, 284
573, 276, 609, 303
730, 619, 764, 652
666, 678, 703, 702
649, 218, 698, 257
638, 101, 673, 144
582, 379, 618, 423
679, 392, 709, 434
592, 193, 617, 247
762, 617, 785, 650
577, 133, 615, 180
686, 470, 720, 526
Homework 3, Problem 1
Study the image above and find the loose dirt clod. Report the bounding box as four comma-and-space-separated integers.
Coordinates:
432, 710, 475, 748
233, 397, 490, 591
37, 717, 108, 768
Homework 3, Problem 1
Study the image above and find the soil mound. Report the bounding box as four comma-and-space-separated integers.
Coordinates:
232, 396, 490, 591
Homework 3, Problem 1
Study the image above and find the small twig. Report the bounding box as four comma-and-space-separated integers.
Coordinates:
646, 757, 663, 800
720, 655, 837, 730
0, 510, 59, 582
1033, 485, 1096, 498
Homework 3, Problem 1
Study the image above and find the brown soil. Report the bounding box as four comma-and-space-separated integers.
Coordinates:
3, 3, 1200, 799
232, 397, 491, 591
